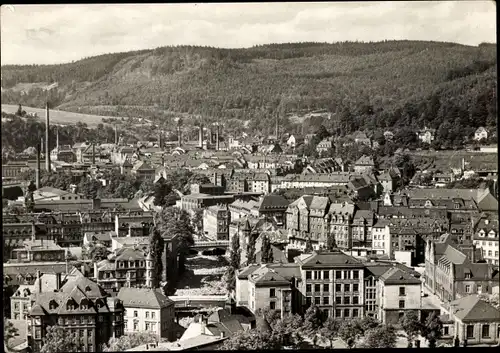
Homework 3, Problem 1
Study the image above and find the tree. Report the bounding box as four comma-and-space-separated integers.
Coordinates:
153, 181, 172, 207
271, 314, 304, 348
260, 234, 273, 264
103, 332, 158, 352
338, 319, 363, 348
319, 316, 342, 348
148, 226, 164, 288
40, 325, 80, 353
229, 233, 241, 269
246, 234, 256, 265
304, 237, 313, 253
363, 325, 397, 348
82, 243, 109, 262
400, 310, 422, 347
4, 319, 19, 350
220, 328, 279, 350
326, 233, 336, 251
303, 305, 325, 345
16, 104, 23, 116
421, 312, 443, 348
192, 208, 204, 235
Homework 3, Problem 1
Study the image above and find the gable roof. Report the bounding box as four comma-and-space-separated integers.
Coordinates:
379, 267, 421, 285
451, 295, 500, 322
298, 249, 362, 268
258, 195, 289, 211
117, 287, 173, 309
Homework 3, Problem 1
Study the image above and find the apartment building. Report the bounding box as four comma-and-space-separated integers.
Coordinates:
472, 217, 499, 266
326, 202, 355, 251
377, 267, 422, 325
29, 276, 124, 353
297, 250, 365, 319
203, 205, 231, 240
118, 287, 175, 341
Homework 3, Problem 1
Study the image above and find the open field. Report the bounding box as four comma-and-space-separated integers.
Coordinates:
408, 150, 498, 171
1, 104, 119, 127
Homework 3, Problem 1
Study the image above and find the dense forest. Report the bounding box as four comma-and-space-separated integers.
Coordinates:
1, 41, 497, 140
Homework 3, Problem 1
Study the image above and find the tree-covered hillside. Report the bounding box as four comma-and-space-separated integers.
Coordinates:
1, 41, 496, 137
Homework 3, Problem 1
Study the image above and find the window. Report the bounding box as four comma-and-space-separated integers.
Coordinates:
323, 271, 329, 279
323, 284, 329, 292
145, 322, 150, 331
399, 287, 406, 296
444, 326, 449, 336
98, 315, 103, 322
314, 271, 321, 280
399, 300, 405, 309
344, 271, 350, 279
465, 285, 471, 293
252, 288, 255, 297
89, 345, 93, 352
336, 271, 342, 279
145, 311, 149, 319
270, 301, 276, 310
79, 329, 84, 337
314, 297, 321, 305
353, 270, 359, 279
482, 325, 490, 338
151, 323, 156, 332
344, 297, 350, 305
353, 284, 359, 292
344, 309, 350, 318
314, 284, 321, 292
324, 297, 330, 305
336, 297, 342, 304
124, 321, 127, 330
133, 322, 138, 331
344, 284, 350, 292
270, 288, 276, 297
335, 284, 342, 292
306, 271, 312, 280
306, 297, 312, 306
477, 285, 482, 293
306, 284, 312, 293
466, 325, 474, 338
353, 296, 359, 305
133, 311, 138, 317
352, 309, 359, 317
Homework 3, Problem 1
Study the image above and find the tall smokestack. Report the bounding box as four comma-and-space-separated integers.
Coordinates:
92, 143, 96, 165
177, 127, 182, 148
216, 124, 220, 151
198, 124, 203, 148
36, 143, 41, 189
40, 137, 44, 154
114, 125, 118, 145
158, 131, 163, 149
56, 126, 59, 150
45, 102, 51, 173
275, 114, 279, 140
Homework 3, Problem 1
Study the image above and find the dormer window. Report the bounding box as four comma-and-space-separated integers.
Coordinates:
465, 273, 472, 279
454, 203, 460, 209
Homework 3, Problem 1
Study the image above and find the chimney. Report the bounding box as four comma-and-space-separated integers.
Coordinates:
275, 114, 279, 139
158, 131, 163, 149
36, 143, 41, 189
55, 272, 62, 290
115, 125, 118, 145
36, 270, 42, 293
216, 124, 220, 151
198, 124, 204, 148
92, 143, 96, 165
56, 126, 59, 150
40, 137, 44, 154
45, 102, 51, 172
177, 126, 182, 147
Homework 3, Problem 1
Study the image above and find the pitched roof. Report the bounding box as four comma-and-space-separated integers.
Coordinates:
451, 295, 500, 322
298, 249, 362, 268
379, 267, 421, 285
117, 287, 173, 309
258, 195, 289, 211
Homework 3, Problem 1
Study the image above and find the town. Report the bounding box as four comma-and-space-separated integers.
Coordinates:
1, 3, 498, 352
2, 99, 499, 351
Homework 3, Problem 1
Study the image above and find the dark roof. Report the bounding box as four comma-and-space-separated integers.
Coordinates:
258, 195, 289, 211
379, 267, 421, 285
117, 287, 173, 309
451, 295, 500, 322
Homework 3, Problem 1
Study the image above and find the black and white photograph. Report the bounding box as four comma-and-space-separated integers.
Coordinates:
1, 2, 498, 351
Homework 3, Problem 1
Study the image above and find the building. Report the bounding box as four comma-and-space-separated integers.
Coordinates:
316, 138, 333, 155
32, 187, 82, 202
441, 294, 500, 345
131, 161, 155, 181
297, 250, 365, 319
474, 127, 489, 141
11, 285, 35, 320
416, 127, 436, 144
117, 287, 175, 341
256, 194, 289, 227
287, 135, 304, 149
50, 145, 76, 163
29, 276, 124, 353
249, 172, 271, 194
203, 205, 231, 240
472, 217, 499, 266
377, 267, 422, 325
353, 155, 375, 173
11, 239, 66, 263
83, 231, 114, 248
93, 248, 154, 291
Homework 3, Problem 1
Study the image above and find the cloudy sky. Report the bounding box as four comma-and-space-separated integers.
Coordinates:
0, 2, 496, 65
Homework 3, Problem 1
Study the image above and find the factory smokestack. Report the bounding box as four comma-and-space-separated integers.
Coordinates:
45, 102, 51, 173
92, 143, 96, 165
158, 131, 163, 149
216, 124, 220, 151
177, 126, 182, 148
56, 126, 59, 150
36, 143, 41, 189
114, 125, 118, 145
198, 124, 203, 148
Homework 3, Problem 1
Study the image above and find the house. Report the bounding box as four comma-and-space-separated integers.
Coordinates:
11, 239, 66, 263
416, 127, 436, 144
249, 173, 271, 194
377, 267, 422, 325
83, 231, 114, 248
203, 205, 231, 240
256, 194, 289, 227
472, 217, 499, 266
353, 155, 375, 173
441, 294, 500, 345
50, 145, 76, 163
31, 186, 81, 202
131, 161, 155, 181
353, 132, 372, 147
316, 138, 333, 155
118, 287, 175, 341
287, 135, 304, 149
29, 276, 124, 353
474, 127, 489, 141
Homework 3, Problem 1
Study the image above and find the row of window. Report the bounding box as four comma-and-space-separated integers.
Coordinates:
306, 296, 361, 306
305, 270, 360, 280
305, 283, 360, 293
124, 320, 157, 332
124, 310, 156, 319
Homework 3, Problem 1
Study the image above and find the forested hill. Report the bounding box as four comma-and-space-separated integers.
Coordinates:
1, 41, 497, 136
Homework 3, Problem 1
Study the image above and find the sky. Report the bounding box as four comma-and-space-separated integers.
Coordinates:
0, 2, 496, 65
